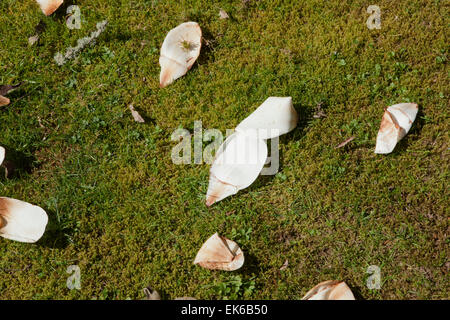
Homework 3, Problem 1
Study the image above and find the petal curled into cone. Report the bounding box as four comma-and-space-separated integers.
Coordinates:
194, 233, 244, 271
235, 97, 298, 139
206, 132, 268, 206
302, 280, 355, 300
36, 0, 63, 16
0, 146, 5, 166
375, 103, 418, 154
0, 197, 48, 243
159, 22, 202, 88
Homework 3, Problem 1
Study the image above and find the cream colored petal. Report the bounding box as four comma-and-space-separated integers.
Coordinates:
159, 56, 188, 88
235, 97, 298, 139
206, 132, 267, 206
0, 197, 48, 243
194, 233, 244, 271
375, 103, 418, 154
375, 110, 400, 154
36, 0, 63, 16
0, 146, 5, 166
387, 103, 418, 136
302, 280, 355, 300
159, 22, 202, 87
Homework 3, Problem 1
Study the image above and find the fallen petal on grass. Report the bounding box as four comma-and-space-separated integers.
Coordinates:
36, 0, 63, 16
0, 197, 48, 243
206, 132, 267, 206
375, 103, 418, 154
194, 233, 244, 271
159, 22, 202, 88
235, 97, 298, 139
0, 146, 5, 166
302, 280, 355, 300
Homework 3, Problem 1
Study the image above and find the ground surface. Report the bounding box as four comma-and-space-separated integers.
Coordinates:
0, 0, 448, 299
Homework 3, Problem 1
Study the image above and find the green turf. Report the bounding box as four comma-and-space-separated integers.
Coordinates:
0, 0, 448, 299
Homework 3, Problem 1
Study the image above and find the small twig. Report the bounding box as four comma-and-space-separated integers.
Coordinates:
335, 136, 355, 149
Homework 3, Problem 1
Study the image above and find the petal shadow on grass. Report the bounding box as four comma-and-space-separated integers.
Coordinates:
51, 0, 75, 19
37, 210, 73, 249
0, 147, 38, 180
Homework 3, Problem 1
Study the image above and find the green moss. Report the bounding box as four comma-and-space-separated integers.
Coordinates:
0, 0, 448, 299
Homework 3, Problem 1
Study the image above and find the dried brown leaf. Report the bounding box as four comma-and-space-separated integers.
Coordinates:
129, 104, 145, 123
280, 259, 289, 271
219, 9, 229, 19
0, 95, 10, 107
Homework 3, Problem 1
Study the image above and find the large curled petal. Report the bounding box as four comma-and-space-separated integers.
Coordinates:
193, 233, 244, 271
206, 131, 268, 206
302, 280, 355, 300
159, 22, 202, 88
235, 97, 298, 139
36, 0, 63, 16
375, 103, 418, 154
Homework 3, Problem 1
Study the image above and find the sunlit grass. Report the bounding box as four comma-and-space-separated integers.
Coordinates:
0, 0, 448, 299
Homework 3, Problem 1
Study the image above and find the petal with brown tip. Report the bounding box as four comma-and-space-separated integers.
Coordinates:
302, 280, 355, 300
0, 197, 48, 243
375, 103, 418, 154
205, 132, 267, 206
36, 0, 63, 16
193, 233, 244, 271
159, 22, 202, 88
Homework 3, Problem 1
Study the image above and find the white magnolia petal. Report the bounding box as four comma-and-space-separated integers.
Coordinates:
159, 22, 202, 88
36, 0, 63, 16
193, 233, 244, 271
235, 97, 298, 139
302, 280, 355, 300
0, 197, 48, 243
0, 146, 5, 166
206, 132, 268, 206
375, 103, 418, 154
